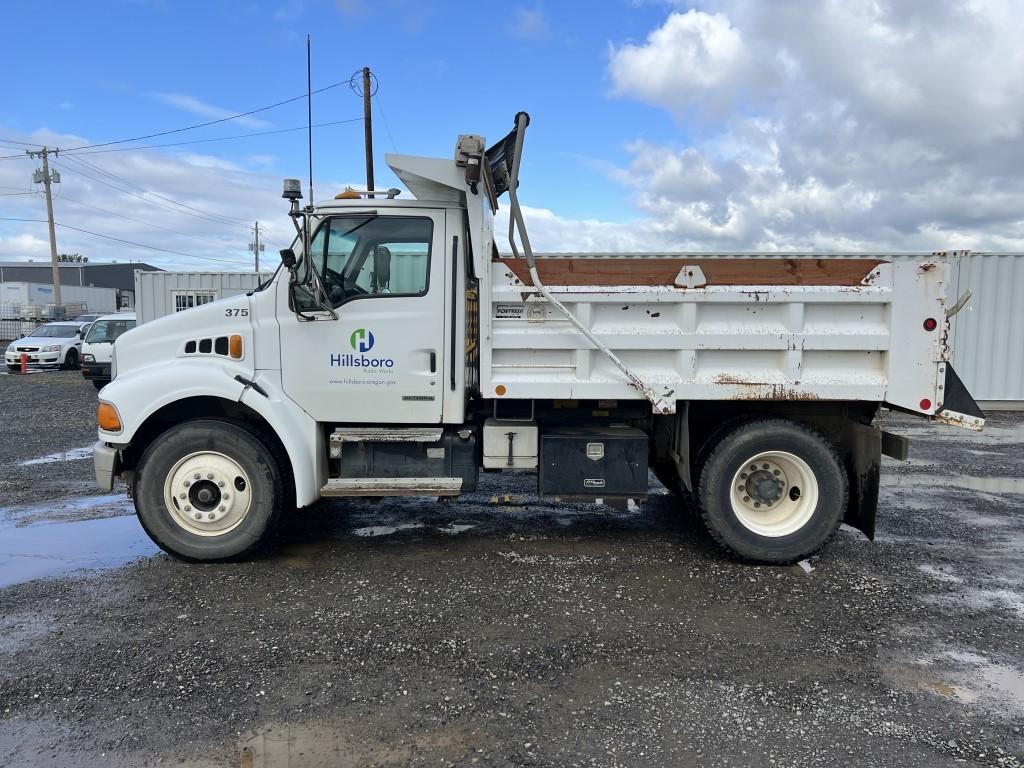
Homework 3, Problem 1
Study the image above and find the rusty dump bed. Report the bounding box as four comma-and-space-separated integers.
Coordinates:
499, 256, 885, 288
480, 253, 968, 422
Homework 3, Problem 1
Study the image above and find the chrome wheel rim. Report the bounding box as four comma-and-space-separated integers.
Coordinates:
729, 451, 818, 537
162, 451, 252, 537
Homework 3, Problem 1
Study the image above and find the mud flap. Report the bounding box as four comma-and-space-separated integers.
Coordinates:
936, 364, 985, 430
844, 422, 881, 540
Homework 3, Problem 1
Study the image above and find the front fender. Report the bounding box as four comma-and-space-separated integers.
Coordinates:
99, 361, 321, 508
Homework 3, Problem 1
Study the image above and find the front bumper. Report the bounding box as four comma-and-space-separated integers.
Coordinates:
81, 362, 112, 381
93, 441, 120, 491
5, 352, 61, 367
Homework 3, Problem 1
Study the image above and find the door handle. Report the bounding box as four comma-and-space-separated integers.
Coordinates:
429, 351, 436, 373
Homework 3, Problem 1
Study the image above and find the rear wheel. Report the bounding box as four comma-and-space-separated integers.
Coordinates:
134, 419, 284, 561
696, 418, 846, 563
62, 348, 79, 370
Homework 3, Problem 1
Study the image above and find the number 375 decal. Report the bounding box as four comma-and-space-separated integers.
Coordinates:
224, 308, 249, 317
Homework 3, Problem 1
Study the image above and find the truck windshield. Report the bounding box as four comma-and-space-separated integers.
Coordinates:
86, 319, 136, 343
29, 325, 78, 338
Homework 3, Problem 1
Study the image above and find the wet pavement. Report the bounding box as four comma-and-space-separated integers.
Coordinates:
0, 371, 1022, 767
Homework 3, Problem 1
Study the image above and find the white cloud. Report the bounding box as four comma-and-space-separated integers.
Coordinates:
609, 10, 748, 119
508, 5, 549, 40
0, 125, 295, 270
601, 0, 1024, 250
153, 93, 272, 130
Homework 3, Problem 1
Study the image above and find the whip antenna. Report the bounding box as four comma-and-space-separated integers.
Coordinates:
306, 34, 313, 206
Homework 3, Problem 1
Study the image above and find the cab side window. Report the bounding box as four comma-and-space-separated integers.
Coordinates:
320, 217, 432, 308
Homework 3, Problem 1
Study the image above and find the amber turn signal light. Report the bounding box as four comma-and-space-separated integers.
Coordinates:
229, 334, 244, 359
98, 402, 122, 433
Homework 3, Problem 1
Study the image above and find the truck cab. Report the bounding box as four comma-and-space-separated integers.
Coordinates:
93, 113, 984, 565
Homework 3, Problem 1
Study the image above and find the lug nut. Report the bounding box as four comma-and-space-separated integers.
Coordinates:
754, 502, 761, 508
207, 473, 214, 480
773, 469, 780, 476
179, 493, 186, 499
218, 481, 225, 488
184, 480, 191, 487
219, 505, 226, 512
184, 505, 192, 512
223, 494, 229, 500
194, 512, 202, 520
193, 473, 200, 480
207, 513, 216, 520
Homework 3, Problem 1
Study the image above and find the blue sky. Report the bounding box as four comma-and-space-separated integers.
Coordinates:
2, 0, 1022, 268
3, 1, 682, 222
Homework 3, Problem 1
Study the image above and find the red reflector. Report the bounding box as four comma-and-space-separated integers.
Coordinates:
920, 398, 932, 411
923, 317, 937, 331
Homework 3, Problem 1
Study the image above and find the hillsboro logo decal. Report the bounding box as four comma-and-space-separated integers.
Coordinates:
331, 328, 394, 369
350, 328, 375, 353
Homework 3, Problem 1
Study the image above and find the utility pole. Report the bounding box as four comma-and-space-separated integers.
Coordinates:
27, 147, 62, 309
362, 66, 374, 194
249, 221, 264, 272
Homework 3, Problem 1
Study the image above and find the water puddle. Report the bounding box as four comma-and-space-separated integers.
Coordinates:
884, 473, 1024, 494
224, 721, 473, 767
0, 515, 157, 589
19, 446, 93, 466
1, 493, 134, 526
351, 522, 426, 537
914, 650, 1024, 714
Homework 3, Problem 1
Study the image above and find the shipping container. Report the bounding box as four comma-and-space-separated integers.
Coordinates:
134, 270, 273, 324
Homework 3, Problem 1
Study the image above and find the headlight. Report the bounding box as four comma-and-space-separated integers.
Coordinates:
43, 344, 61, 352
82, 353, 95, 363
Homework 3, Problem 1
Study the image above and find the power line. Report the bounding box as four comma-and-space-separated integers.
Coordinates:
53, 159, 251, 230
57, 222, 246, 265
59, 194, 244, 251
374, 93, 398, 153
61, 117, 363, 156
1, 216, 248, 266
34, 77, 357, 153
69, 155, 250, 224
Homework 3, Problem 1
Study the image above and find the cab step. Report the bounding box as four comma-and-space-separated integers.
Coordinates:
320, 477, 463, 497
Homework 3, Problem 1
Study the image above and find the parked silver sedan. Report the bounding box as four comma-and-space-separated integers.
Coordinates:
4, 321, 83, 371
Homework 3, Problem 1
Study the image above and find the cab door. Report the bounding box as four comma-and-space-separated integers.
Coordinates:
277, 210, 446, 423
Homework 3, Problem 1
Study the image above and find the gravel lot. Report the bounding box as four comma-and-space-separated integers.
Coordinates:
0, 370, 1022, 767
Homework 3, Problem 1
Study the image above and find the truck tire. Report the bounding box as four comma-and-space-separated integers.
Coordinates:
696, 418, 846, 564
133, 419, 285, 561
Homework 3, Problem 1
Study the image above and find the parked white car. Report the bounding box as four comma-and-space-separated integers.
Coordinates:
81, 312, 136, 389
5, 321, 83, 371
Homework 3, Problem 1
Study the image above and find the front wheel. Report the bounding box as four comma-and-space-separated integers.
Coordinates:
134, 420, 284, 561
62, 348, 79, 370
696, 419, 847, 564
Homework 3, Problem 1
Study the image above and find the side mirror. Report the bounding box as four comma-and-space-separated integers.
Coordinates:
280, 248, 297, 270
372, 246, 391, 292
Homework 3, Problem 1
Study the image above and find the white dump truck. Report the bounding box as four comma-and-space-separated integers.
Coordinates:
93, 113, 984, 564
